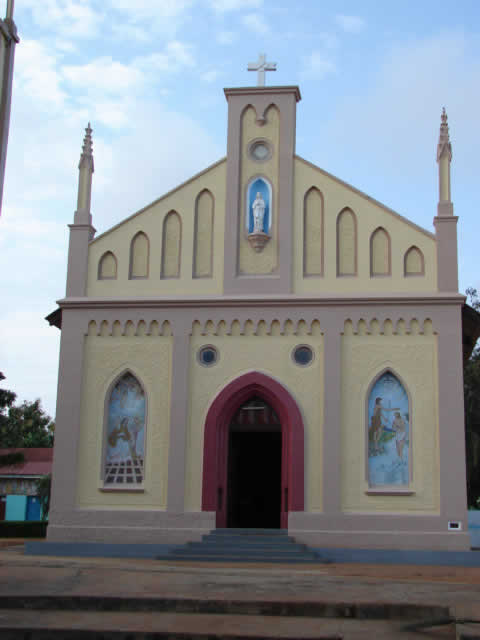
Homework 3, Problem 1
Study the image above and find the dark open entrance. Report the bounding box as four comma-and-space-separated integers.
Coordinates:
227, 397, 282, 529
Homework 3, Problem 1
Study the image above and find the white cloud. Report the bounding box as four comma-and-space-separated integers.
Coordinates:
62, 57, 145, 94
201, 70, 221, 84
110, 22, 152, 43
216, 30, 236, 45
105, 0, 194, 37
135, 41, 196, 74
242, 12, 270, 35
301, 51, 336, 78
318, 32, 339, 50
21, 0, 102, 40
14, 40, 67, 111
0, 310, 61, 418
209, 0, 262, 12
92, 101, 223, 231
335, 14, 366, 33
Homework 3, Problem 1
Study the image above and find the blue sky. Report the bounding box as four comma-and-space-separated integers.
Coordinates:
0, 0, 479, 418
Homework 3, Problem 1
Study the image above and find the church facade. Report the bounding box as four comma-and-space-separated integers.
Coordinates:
47, 75, 469, 550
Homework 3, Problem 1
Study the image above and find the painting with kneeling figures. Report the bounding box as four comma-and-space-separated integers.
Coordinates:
368, 372, 410, 486
104, 372, 145, 486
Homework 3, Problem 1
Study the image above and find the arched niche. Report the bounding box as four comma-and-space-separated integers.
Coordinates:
370, 227, 391, 276
336, 208, 357, 276
193, 190, 214, 278
98, 251, 117, 280
202, 371, 304, 529
161, 211, 181, 279
103, 371, 146, 487
129, 232, 149, 279
245, 176, 272, 234
404, 246, 425, 276
367, 370, 411, 487
303, 187, 324, 277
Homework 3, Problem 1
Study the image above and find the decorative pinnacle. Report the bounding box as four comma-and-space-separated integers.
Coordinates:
79, 122, 94, 171
437, 107, 452, 162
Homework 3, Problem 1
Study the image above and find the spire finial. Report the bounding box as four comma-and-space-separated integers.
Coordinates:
79, 122, 94, 171
437, 107, 452, 162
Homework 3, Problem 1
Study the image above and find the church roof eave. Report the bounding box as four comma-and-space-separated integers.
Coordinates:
90, 156, 227, 244
295, 155, 436, 241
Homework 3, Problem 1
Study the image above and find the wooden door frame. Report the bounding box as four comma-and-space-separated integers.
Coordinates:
201, 372, 304, 529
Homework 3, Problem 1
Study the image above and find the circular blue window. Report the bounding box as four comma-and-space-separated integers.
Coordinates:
198, 345, 218, 366
292, 345, 314, 366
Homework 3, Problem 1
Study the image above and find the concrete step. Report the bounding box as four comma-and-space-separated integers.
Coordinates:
174, 547, 313, 558
0, 595, 453, 620
210, 528, 289, 536
160, 529, 321, 563
200, 536, 297, 546
159, 554, 324, 563
185, 541, 309, 552
0, 608, 450, 639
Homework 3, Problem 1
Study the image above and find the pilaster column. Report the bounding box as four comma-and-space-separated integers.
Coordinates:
321, 317, 342, 514
48, 311, 88, 523
166, 318, 191, 513
436, 308, 468, 523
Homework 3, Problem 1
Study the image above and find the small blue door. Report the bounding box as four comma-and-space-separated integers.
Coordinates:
26, 496, 41, 521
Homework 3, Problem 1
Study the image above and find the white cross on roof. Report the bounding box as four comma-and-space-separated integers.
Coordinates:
247, 53, 277, 87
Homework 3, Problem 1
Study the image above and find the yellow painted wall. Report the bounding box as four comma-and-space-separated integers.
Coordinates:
341, 326, 439, 513
86, 152, 438, 299
87, 160, 226, 297
294, 157, 438, 294
238, 105, 280, 275
185, 329, 324, 513
76, 334, 172, 509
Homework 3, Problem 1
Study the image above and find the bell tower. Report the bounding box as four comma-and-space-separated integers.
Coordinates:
223, 55, 301, 295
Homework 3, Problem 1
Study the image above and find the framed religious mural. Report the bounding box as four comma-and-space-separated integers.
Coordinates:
367, 371, 410, 487
103, 372, 146, 487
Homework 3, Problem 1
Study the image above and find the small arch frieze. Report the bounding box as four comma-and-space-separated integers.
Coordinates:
342, 317, 437, 336
189, 318, 323, 337
84, 318, 173, 337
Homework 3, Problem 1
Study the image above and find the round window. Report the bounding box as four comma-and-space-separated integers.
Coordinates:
249, 140, 272, 162
292, 345, 314, 366
198, 345, 218, 366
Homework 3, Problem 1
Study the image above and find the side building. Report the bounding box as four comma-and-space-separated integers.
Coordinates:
46, 80, 469, 551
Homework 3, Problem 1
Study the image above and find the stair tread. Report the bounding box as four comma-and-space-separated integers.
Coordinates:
0, 608, 427, 639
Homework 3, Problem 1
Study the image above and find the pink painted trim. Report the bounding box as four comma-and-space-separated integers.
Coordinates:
202, 371, 304, 528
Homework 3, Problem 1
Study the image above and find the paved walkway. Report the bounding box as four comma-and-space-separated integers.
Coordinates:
1, 543, 480, 637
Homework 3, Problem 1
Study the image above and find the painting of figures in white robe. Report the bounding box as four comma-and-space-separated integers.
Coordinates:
368, 372, 410, 486
104, 372, 145, 485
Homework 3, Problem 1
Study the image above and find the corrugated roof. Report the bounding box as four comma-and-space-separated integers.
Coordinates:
0, 448, 53, 476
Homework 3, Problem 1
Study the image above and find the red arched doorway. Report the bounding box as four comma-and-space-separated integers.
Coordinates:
202, 372, 304, 529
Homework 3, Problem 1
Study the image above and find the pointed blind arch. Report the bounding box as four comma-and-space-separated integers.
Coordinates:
336, 208, 357, 276
161, 211, 181, 278
303, 187, 324, 277
103, 371, 146, 486
193, 190, 214, 278
370, 227, 391, 276
98, 251, 117, 280
129, 232, 149, 279
404, 246, 425, 276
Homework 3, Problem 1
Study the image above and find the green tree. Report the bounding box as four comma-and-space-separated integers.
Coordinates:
0, 373, 54, 448
465, 289, 480, 507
